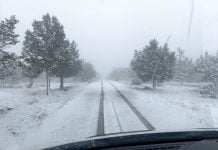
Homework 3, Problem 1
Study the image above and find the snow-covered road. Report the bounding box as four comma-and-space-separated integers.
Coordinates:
19, 81, 153, 149
1, 81, 218, 150
104, 82, 149, 134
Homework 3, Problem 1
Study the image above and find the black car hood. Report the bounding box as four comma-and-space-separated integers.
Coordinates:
43, 130, 218, 150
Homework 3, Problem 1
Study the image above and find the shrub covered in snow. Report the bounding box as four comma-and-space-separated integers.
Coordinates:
199, 84, 216, 98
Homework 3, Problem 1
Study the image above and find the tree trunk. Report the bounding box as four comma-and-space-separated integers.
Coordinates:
152, 78, 157, 90
48, 72, 51, 91
60, 76, 64, 90
179, 73, 183, 85
27, 78, 34, 88
46, 70, 50, 95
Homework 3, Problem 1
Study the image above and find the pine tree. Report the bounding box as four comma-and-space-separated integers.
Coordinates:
157, 43, 175, 82
77, 61, 96, 82
0, 16, 19, 51
52, 41, 81, 89
22, 13, 66, 94
0, 53, 21, 87
196, 51, 218, 85
108, 68, 135, 81
0, 16, 19, 84
176, 48, 185, 84
196, 51, 218, 97
131, 39, 175, 89
174, 48, 197, 84
21, 62, 42, 88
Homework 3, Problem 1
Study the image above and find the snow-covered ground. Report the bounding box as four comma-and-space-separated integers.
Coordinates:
1, 80, 218, 150
20, 82, 101, 150
113, 81, 218, 130
104, 82, 146, 133
0, 82, 89, 150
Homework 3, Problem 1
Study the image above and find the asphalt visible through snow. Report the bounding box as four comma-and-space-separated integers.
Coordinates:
96, 81, 154, 136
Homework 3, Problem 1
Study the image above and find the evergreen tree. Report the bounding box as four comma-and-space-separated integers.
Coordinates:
0, 16, 19, 51
157, 43, 175, 82
0, 53, 21, 86
108, 67, 135, 81
196, 51, 218, 97
22, 13, 66, 94
174, 48, 197, 84
77, 61, 96, 82
0, 16, 19, 83
21, 62, 42, 88
176, 48, 185, 84
196, 51, 218, 85
131, 39, 175, 89
52, 41, 81, 89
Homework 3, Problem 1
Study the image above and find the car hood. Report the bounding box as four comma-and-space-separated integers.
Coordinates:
42, 130, 218, 150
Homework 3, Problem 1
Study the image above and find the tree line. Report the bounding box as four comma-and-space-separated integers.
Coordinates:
0, 14, 97, 94
109, 39, 218, 94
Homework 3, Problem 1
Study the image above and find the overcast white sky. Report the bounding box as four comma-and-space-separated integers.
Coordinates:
1, 0, 218, 76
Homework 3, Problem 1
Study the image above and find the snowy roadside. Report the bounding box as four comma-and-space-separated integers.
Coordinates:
2, 80, 218, 150
19, 82, 101, 150
0, 82, 88, 150
111, 81, 218, 131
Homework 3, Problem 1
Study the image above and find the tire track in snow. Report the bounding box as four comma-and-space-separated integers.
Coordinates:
109, 82, 155, 131
96, 82, 105, 136
107, 91, 124, 132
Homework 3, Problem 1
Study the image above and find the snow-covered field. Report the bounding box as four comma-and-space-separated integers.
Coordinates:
21, 82, 101, 150
113, 81, 218, 130
0, 82, 89, 150
1, 80, 218, 150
